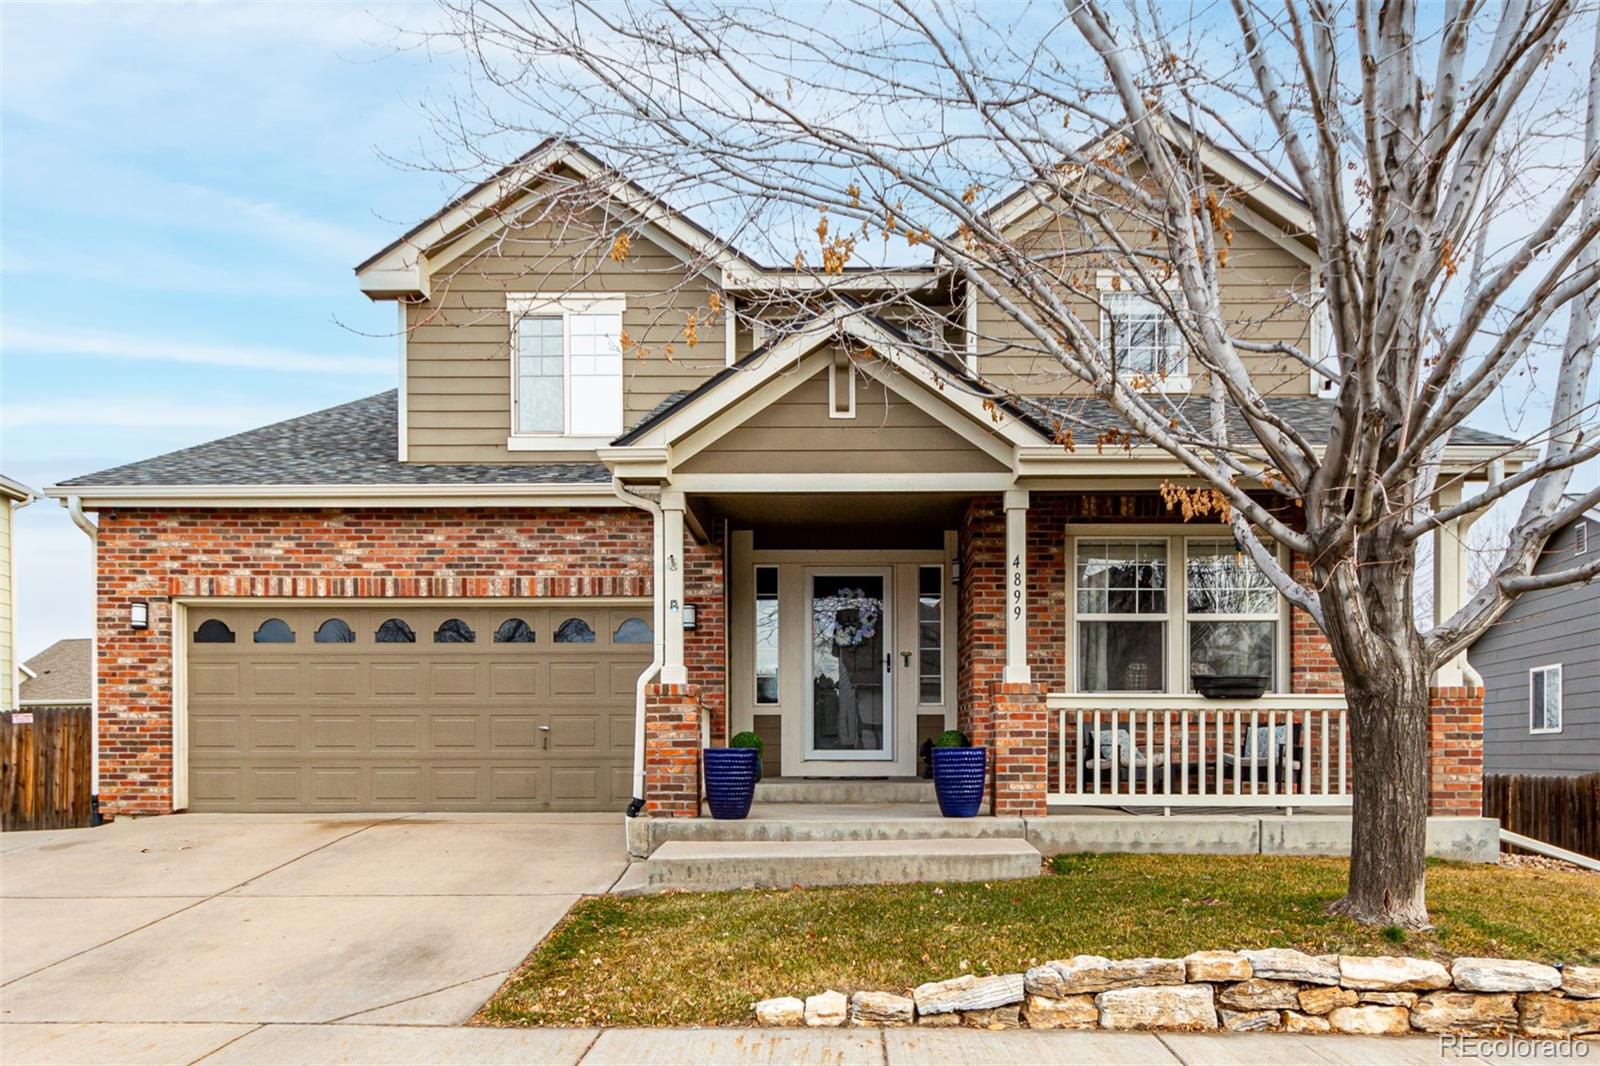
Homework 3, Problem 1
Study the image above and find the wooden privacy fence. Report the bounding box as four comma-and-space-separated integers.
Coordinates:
2, 706, 94, 831
1484, 772, 1600, 860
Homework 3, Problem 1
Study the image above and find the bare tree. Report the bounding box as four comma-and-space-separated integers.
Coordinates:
415, 0, 1599, 927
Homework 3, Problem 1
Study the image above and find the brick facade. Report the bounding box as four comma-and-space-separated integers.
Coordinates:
91, 506, 728, 817
1428, 685, 1485, 817
643, 683, 702, 816
990, 682, 1049, 816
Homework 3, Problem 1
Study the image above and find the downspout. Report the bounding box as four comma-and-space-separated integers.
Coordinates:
64, 496, 102, 825
613, 477, 664, 817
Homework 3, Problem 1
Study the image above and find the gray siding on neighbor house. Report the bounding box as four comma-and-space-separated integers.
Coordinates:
1470, 516, 1600, 776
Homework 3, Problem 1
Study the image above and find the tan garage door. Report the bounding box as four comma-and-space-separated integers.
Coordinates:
185, 604, 651, 812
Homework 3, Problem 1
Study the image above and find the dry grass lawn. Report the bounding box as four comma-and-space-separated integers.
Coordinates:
479, 853, 1600, 1028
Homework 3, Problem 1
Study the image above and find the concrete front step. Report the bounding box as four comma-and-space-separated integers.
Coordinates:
753, 777, 934, 804
638, 837, 1043, 891
636, 808, 1025, 855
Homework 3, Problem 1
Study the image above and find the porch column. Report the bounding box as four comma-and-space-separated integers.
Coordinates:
661, 489, 688, 686
1430, 484, 1474, 687
1003, 489, 1031, 684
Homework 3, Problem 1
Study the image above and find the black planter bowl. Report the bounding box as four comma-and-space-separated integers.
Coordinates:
1193, 674, 1270, 699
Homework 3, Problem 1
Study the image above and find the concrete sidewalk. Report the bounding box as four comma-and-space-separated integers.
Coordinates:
0, 1024, 1553, 1065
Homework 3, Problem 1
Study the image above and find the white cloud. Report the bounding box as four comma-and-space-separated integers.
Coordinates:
2, 323, 392, 375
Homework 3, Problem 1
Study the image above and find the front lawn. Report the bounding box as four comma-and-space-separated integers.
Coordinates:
478, 853, 1599, 1028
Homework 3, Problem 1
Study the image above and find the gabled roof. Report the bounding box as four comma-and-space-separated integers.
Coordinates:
19, 638, 90, 705
973, 119, 1316, 264
355, 140, 771, 300
610, 297, 1051, 454
49, 392, 610, 494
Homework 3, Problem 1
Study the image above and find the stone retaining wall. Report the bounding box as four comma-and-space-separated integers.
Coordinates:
754, 950, 1600, 1038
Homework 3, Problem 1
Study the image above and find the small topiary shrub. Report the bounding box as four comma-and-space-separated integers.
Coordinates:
934, 729, 969, 749
729, 730, 764, 755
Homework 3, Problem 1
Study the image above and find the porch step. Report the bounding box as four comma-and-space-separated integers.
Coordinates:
638, 805, 1023, 854
638, 837, 1043, 892
753, 777, 934, 804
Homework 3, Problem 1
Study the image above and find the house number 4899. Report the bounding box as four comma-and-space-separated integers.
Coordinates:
1011, 554, 1023, 619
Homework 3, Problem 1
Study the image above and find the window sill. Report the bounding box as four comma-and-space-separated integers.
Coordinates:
506, 435, 615, 452
1048, 692, 1347, 711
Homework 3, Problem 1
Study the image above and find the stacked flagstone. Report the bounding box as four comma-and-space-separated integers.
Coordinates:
753, 952, 1600, 1037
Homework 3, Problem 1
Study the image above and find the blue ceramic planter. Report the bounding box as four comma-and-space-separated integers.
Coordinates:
703, 747, 759, 820
931, 746, 986, 817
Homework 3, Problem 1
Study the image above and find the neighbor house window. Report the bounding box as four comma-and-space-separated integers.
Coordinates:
1185, 541, 1278, 689
1576, 522, 1589, 555
1530, 664, 1563, 734
510, 294, 624, 439
1076, 540, 1167, 693
754, 566, 779, 704
918, 565, 943, 704
1100, 280, 1186, 387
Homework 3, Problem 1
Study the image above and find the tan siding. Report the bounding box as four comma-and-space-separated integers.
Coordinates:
972, 190, 1315, 400
679, 362, 1006, 475
404, 191, 727, 464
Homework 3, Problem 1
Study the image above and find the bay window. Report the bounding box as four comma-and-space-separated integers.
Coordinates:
1072, 534, 1287, 695
509, 294, 625, 444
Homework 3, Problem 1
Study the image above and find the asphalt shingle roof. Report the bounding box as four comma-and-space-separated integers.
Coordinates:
19, 639, 91, 705
1017, 395, 1516, 448
57, 391, 610, 488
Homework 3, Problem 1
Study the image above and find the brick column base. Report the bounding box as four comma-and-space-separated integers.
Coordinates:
644, 683, 701, 817
991, 681, 1049, 816
1429, 685, 1484, 816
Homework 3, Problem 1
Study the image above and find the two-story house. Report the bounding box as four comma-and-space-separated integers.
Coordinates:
46, 136, 1510, 838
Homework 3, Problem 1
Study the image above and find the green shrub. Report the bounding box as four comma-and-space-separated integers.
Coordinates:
729, 730, 764, 755
934, 729, 969, 749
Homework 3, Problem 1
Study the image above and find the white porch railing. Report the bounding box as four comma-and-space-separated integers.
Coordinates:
1045, 694, 1351, 809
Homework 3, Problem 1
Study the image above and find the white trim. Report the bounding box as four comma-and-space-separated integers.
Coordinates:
803, 565, 895, 761
172, 601, 189, 811
668, 473, 1018, 494
1096, 273, 1191, 394
1004, 489, 1031, 684
396, 302, 409, 462
506, 293, 627, 316
915, 563, 945, 706
506, 436, 613, 452
963, 283, 979, 376
724, 294, 737, 368
1047, 692, 1347, 712
1575, 521, 1589, 555
1529, 663, 1563, 735
43, 483, 625, 509
827, 354, 857, 419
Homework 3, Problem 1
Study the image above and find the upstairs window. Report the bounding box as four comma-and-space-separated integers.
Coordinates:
510, 294, 625, 440
1098, 273, 1187, 390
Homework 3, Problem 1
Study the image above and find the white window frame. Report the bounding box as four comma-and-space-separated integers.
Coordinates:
1097, 271, 1190, 393
506, 293, 626, 450
1183, 538, 1283, 692
1072, 537, 1172, 694
1066, 529, 1291, 697
916, 564, 944, 706
828, 353, 857, 419
1529, 663, 1563, 735
754, 564, 780, 706
1575, 521, 1589, 556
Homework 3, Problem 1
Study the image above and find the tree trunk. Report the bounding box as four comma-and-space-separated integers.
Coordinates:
1315, 526, 1436, 929
1333, 660, 1433, 928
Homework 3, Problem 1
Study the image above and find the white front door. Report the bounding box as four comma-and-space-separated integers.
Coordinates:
804, 568, 893, 760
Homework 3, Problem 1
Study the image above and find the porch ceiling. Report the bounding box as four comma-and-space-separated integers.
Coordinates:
696, 491, 968, 546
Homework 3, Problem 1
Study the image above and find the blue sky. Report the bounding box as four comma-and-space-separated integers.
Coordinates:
1, 3, 1591, 661
1, 3, 459, 658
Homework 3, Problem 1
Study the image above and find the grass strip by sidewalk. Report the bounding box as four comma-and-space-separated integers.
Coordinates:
479, 853, 1600, 1028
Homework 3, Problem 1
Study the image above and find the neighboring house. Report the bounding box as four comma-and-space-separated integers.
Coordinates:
44, 135, 1514, 826
18, 638, 92, 712
1470, 498, 1598, 777
1, 474, 39, 714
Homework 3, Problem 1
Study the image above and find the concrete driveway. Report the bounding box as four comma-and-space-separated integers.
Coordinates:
0, 812, 627, 1036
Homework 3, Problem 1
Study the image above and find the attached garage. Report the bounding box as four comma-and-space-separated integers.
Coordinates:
183, 603, 651, 813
